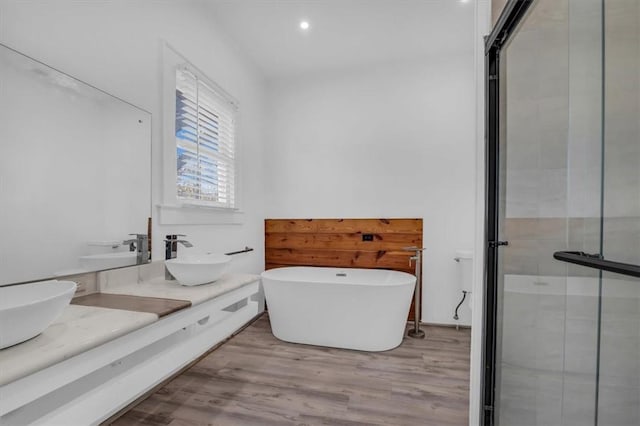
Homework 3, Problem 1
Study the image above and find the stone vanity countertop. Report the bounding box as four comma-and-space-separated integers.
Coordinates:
0, 273, 260, 386
0, 305, 156, 386
101, 273, 261, 305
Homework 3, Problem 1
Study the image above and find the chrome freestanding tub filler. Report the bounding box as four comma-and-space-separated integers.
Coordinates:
261, 266, 416, 351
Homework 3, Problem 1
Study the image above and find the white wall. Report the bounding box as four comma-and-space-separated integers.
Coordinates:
265, 55, 476, 326
0, 0, 267, 274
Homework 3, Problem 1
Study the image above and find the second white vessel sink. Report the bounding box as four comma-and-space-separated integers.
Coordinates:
0, 280, 77, 349
165, 254, 232, 286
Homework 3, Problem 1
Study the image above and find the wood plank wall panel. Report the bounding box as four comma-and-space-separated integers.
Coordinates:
264, 218, 423, 320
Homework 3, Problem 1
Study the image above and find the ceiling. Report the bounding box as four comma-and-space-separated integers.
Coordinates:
204, 0, 476, 80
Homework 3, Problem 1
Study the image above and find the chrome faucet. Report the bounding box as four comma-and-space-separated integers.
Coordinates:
123, 233, 150, 265
164, 234, 193, 280
123, 239, 136, 252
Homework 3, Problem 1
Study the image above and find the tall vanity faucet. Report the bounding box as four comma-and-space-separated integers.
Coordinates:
164, 234, 193, 280
123, 233, 150, 265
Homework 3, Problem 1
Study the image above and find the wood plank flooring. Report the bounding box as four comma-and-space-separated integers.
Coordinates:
112, 315, 471, 426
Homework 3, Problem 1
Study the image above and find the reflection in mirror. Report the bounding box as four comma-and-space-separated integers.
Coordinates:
0, 43, 151, 285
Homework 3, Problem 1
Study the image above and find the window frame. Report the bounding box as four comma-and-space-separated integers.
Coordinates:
160, 43, 243, 225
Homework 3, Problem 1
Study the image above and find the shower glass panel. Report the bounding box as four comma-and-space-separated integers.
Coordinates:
489, 0, 640, 424
494, 0, 604, 424
598, 1, 640, 424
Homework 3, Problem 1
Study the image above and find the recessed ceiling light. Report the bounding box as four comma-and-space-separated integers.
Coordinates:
300, 21, 310, 30
460, 0, 470, 3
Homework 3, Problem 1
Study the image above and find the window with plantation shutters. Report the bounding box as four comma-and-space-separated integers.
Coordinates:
175, 67, 237, 208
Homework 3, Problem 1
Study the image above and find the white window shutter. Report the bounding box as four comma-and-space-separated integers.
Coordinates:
175, 68, 237, 208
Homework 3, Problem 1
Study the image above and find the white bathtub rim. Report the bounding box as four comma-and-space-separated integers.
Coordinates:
261, 266, 415, 287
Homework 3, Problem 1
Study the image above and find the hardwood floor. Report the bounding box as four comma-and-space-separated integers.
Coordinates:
112, 315, 471, 426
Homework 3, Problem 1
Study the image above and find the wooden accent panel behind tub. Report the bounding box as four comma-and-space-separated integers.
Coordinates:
264, 218, 423, 320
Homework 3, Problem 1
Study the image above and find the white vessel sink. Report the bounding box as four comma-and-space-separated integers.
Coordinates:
0, 280, 77, 349
165, 254, 232, 286
78, 251, 137, 271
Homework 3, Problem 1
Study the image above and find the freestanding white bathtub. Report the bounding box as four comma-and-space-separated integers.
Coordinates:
261, 266, 415, 351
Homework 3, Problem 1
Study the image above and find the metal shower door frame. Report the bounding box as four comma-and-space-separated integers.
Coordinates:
482, 1, 535, 425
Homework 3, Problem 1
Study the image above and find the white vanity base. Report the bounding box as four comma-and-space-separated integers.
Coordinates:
0, 280, 263, 426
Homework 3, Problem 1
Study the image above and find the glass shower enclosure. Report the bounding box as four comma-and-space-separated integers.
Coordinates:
484, 0, 640, 425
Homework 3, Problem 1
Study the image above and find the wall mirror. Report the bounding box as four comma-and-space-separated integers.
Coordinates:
0, 43, 151, 285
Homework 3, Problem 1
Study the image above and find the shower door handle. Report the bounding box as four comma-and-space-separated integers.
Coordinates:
488, 241, 509, 248
553, 251, 640, 278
